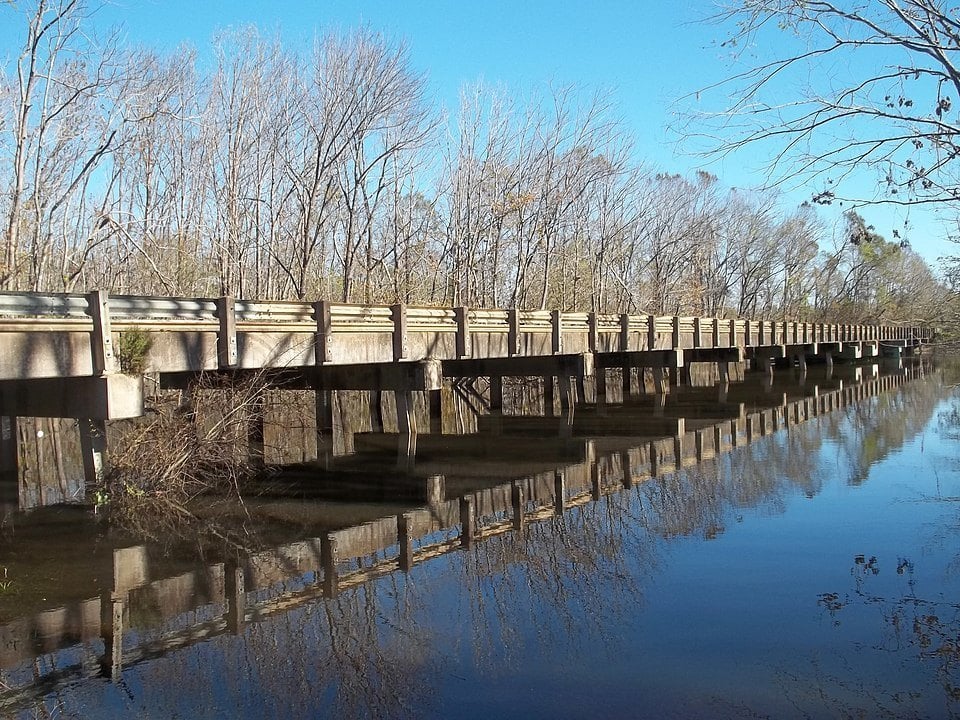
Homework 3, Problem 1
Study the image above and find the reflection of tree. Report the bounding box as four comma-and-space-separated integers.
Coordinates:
807, 555, 960, 717
458, 492, 658, 675
3, 367, 945, 717
113, 572, 439, 719
824, 376, 943, 486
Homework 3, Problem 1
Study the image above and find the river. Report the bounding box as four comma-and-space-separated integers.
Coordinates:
0, 360, 957, 719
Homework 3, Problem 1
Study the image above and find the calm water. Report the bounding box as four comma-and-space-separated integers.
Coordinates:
1, 361, 958, 719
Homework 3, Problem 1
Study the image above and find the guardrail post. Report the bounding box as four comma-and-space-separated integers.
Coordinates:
216, 296, 238, 368
508, 308, 520, 356
647, 315, 656, 350
620, 314, 630, 351
587, 312, 598, 352
693, 317, 702, 348
313, 301, 332, 365
672, 316, 681, 349
712, 318, 720, 348
391, 303, 408, 361
88, 290, 117, 375
454, 306, 471, 358
744, 319, 751, 346
729, 318, 737, 347
551, 310, 562, 354
758, 320, 766, 346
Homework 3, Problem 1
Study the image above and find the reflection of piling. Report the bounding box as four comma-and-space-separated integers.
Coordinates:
512, 482, 525, 531
100, 593, 125, 681
554, 470, 565, 514
460, 496, 476, 548
398, 513, 414, 572
620, 450, 633, 489
225, 561, 246, 635
321, 533, 339, 599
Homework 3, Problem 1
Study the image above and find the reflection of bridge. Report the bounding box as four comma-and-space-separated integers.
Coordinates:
0, 290, 930, 489
0, 362, 924, 712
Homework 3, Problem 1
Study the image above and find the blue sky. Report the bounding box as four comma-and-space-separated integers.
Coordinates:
1, 0, 955, 265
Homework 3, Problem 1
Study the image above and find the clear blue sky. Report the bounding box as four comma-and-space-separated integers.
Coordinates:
2, 0, 954, 265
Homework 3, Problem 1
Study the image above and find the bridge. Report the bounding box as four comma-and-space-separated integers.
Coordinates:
0, 290, 929, 490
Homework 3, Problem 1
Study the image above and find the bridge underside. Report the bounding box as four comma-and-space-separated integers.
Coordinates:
0, 325, 925, 508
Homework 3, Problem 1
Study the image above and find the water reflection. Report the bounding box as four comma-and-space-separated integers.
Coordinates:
0, 360, 950, 718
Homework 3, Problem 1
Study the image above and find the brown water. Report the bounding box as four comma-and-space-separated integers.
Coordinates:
1, 360, 958, 719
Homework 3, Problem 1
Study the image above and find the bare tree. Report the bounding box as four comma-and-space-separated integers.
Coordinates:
691, 0, 960, 208
1, 0, 134, 291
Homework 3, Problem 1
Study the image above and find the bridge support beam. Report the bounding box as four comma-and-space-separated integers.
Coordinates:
595, 349, 682, 397
0, 374, 143, 420
747, 345, 785, 374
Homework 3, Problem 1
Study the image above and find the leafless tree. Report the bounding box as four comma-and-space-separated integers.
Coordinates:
691, 0, 960, 208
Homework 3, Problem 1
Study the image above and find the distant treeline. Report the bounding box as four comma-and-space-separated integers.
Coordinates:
0, 1, 947, 324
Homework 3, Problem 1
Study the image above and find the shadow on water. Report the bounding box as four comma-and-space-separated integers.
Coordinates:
0, 359, 954, 718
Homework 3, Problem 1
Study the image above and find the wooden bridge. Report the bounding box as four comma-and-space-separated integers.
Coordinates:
0, 362, 925, 707
0, 290, 929, 489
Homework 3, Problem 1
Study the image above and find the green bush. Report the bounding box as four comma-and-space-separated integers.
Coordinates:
117, 328, 153, 374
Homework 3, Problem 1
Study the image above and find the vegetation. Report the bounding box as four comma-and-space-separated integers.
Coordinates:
0, 0, 951, 329
102, 372, 268, 538
116, 328, 153, 374
688, 0, 960, 333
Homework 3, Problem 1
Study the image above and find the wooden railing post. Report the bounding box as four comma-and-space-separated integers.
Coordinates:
620, 314, 631, 352
216, 295, 238, 369
712, 317, 721, 348
693, 317, 702, 348
88, 289, 117, 375
729, 318, 737, 347
672, 316, 681, 349
587, 312, 598, 352
647, 315, 656, 351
